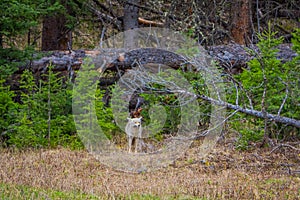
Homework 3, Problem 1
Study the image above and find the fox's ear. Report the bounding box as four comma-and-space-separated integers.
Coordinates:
139, 117, 142, 120
127, 117, 131, 121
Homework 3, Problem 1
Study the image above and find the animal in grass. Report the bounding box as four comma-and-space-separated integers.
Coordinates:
125, 117, 143, 153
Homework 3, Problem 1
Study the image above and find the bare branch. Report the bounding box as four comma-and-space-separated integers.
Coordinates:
99, 27, 106, 48
192, 110, 239, 140
117, 59, 300, 129
117, 0, 181, 21
91, 0, 117, 18
277, 78, 289, 116
197, 94, 300, 128
138, 17, 164, 27
270, 143, 300, 154
85, 1, 122, 31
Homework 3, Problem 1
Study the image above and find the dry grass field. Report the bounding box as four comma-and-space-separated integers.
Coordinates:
0, 141, 299, 199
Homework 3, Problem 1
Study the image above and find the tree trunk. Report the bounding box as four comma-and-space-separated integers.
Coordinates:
123, 0, 140, 48
41, 15, 72, 51
0, 33, 2, 49
14, 43, 296, 75
230, 0, 251, 45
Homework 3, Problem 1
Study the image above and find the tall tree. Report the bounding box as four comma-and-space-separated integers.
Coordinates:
0, 0, 62, 67
41, 0, 84, 51
123, 0, 140, 48
0, 0, 40, 49
41, 14, 71, 51
230, 0, 252, 45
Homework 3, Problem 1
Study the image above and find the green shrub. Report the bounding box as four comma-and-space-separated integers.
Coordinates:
141, 91, 180, 135
1, 65, 81, 149
0, 79, 19, 145
95, 87, 121, 139
229, 26, 300, 149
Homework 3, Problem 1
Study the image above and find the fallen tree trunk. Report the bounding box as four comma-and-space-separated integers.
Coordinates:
12, 43, 295, 87
10, 45, 299, 128
17, 43, 296, 74
197, 94, 300, 129
11, 43, 296, 88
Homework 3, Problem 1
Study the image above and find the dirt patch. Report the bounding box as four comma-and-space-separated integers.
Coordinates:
0, 141, 299, 199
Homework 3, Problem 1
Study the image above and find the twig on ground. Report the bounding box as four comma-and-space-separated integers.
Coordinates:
270, 143, 300, 154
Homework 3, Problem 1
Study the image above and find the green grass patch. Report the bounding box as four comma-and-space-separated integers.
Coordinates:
0, 182, 100, 200
119, 194, 205, 200
0, 182, 207, 200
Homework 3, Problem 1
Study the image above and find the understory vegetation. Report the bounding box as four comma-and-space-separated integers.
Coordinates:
0, 1, 299, 199
0, 27, 299, 150
228, 26, 300, 150
0, 66, 80, 149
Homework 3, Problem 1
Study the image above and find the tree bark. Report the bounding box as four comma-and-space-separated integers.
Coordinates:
0, 33, 2, 49
41, 15, 72, 51
230, 0, 251, 45
123, 0, 140, 48
15, 43, 296, 74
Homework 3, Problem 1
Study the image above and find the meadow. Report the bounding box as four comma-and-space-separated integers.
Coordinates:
1, 141, 299, 199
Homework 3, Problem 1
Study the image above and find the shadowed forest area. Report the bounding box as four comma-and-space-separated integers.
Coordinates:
0, 0, 299, 199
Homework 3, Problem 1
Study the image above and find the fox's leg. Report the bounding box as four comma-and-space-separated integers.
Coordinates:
135, 137, 139, 153
136, 130, 142, 153
128, 135, 133, 153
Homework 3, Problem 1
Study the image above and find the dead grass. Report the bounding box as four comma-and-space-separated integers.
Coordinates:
0, 141, 299, 199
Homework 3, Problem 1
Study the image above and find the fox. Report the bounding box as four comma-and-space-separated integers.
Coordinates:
125, 117, 143, 153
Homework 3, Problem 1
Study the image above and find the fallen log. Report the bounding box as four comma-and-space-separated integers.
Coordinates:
197, 94, 300, 129
8, 44, 299, 128
9, 43, 296, 90
17, 43, 297, 74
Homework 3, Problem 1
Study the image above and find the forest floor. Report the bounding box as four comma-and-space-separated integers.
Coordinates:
0, 139, 299, 200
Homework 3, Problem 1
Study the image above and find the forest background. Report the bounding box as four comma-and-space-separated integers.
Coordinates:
0, 0, 299, 199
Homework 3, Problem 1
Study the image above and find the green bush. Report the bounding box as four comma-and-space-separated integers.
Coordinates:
141, 91, 181, 135
229, 26, 300, 149
0, 79, 19, 145
95, 87, 121, 139
138, 69, 211, 138
0, 65, 82, 149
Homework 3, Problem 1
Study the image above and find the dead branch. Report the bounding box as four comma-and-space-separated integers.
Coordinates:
138, 17, 164, 27
90, 0, 117, 18
119, 0, 181, 21
111, 56, 300, 129
85, 1, 122, 31
197, 94, 300, 128
277, 78, 289, 116
270, 143, 300, 154
16, 43, 296, 75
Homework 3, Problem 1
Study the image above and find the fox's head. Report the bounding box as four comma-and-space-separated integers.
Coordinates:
131, 107, 143, 118
127, 117, 142, 127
